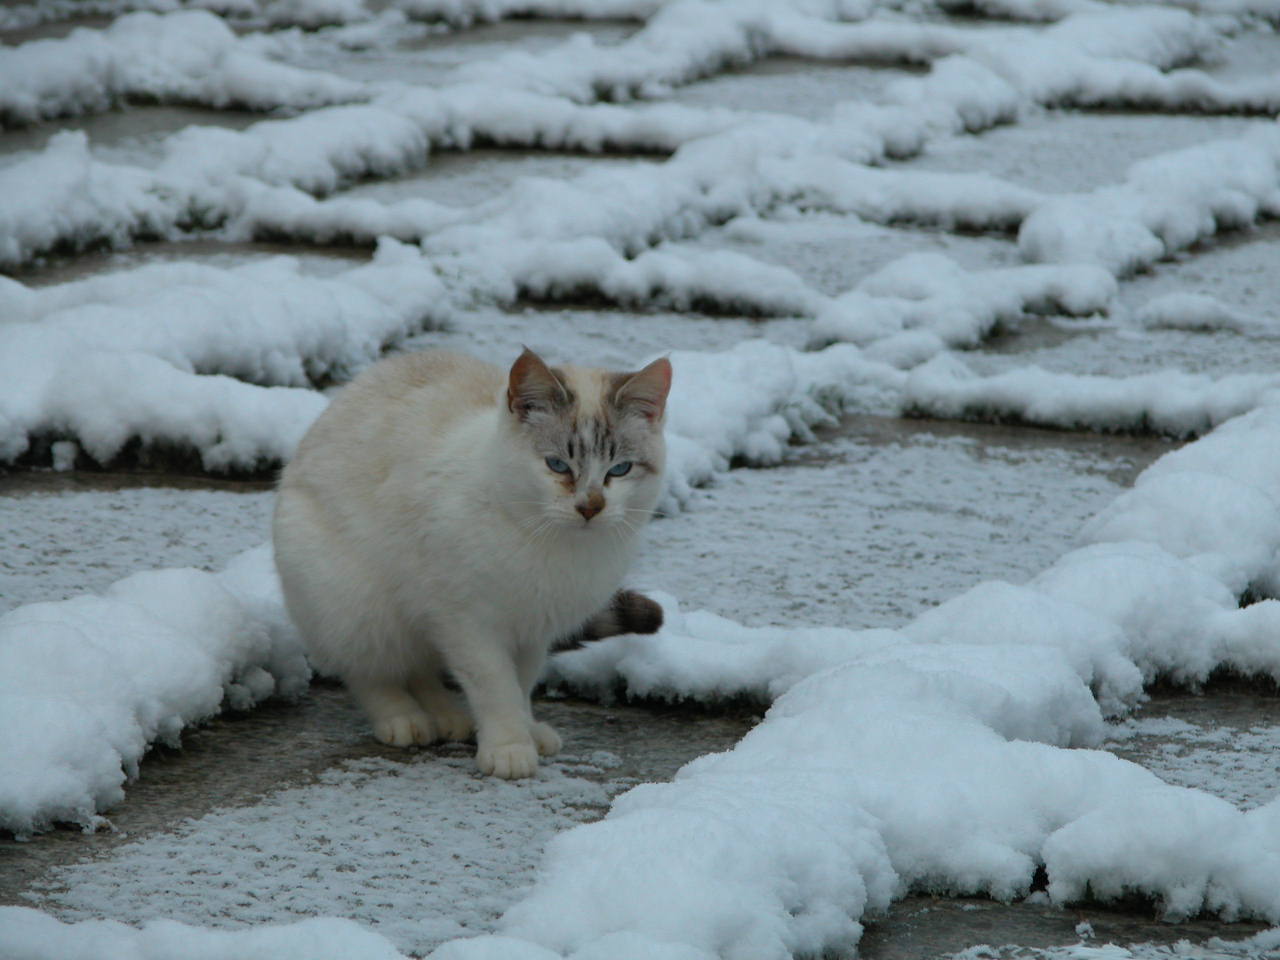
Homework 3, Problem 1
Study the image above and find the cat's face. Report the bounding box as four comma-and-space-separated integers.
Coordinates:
505, 349, 671, 534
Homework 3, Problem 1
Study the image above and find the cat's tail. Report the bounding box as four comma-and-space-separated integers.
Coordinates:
554, 589, 664, 651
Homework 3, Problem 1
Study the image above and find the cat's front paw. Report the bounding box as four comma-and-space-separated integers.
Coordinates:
373, 710, 436, 748
530, 721, 562, 757
476, 739, 539, 779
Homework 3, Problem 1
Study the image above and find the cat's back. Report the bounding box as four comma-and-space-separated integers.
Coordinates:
283, 350, 501, 495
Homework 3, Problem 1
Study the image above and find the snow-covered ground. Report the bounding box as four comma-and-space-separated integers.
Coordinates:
4, 0, 1280, 957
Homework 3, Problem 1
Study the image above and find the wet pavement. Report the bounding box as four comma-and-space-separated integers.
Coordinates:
0, 104, 265, 157
860, 887, 1273, 960
5, 237, 371, 288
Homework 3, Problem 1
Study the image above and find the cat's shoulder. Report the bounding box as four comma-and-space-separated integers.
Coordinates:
353, 350, 502, 402
292, 350, 503, 466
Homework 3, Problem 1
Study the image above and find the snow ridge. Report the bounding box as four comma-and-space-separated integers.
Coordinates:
1, 1, 1261, 265
0, 240, 449, 472
0, 547, 306, 839
901, 354, 1280, 439
0, 11, 367, 128
3, 0, 1279, 472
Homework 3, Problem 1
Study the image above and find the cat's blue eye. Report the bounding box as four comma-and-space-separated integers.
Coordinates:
607, 461, 633, 477
546, 457, 571, 474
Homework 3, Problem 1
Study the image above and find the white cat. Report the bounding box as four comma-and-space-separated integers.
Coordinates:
273, 347, 671, 779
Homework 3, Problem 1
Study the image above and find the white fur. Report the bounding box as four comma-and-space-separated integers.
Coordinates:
273, 350, 665, 778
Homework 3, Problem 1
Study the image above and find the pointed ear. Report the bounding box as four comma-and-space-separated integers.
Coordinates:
612, 356, 672, 424
507, 347, 570, 421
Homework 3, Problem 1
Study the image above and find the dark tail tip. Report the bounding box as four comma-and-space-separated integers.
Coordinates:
552, 589, 664, 651
611, 588, 663, 635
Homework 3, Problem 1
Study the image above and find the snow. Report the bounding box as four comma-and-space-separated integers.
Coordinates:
263, 0, 372, 27
6, 29, 1277, 452
1080, 471, 1280, 597
0, 11, 366, 127
0, 131, 176, 266
523, 631, 1280, 957
0, 907, 408, 960
946, 929, 1280, 960
1135, 293, 1263, 334
6, 0, 1280, 957
8, 388, 1280, 955
2, 0, 1268, 271
0, 547, 307, 838
635, 422, 1147, 629
534, 382, 1280, 953
0, 481, 275, 614
902, 353, 1280, 438
393, 0, 661, 27
811, 254, 1114, 364
0, 239, 449, 470
1018, 127, 1280, 277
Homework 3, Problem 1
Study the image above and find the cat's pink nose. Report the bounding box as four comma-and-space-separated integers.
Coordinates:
576, 492, 605, 521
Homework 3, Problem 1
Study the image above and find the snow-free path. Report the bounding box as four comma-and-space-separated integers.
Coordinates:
4, 2, 1280, 959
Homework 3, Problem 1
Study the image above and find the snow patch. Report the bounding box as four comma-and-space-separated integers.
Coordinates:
0, 11, 366, 127
902, 353, 1280, 438
0, 548, 307, 838
0, 240, 449, 471
1019, 127, 1280, 276
1136, 292, 1264, 334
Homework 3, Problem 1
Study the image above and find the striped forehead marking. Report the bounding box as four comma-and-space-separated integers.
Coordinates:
567, 415, 618, 463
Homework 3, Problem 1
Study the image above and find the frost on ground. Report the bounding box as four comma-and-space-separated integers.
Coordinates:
1106, 716, 1280, 812
4, 0, 1280, 957
27, 755, 615, 956
0, 481, 274, 614
944, 927, 1280, 960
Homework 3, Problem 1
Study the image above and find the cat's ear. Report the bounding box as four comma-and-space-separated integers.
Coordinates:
612, 356, 672, 424
507, 347, 571, 421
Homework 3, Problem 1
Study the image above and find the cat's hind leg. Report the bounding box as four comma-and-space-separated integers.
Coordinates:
409, 668, 474, 743
528, 721, 562, 758
348, 680, 437, 747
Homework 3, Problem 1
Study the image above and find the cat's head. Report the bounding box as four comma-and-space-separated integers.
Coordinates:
503, 348, 671, 533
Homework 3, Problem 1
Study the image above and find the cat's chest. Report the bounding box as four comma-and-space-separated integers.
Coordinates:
482, 531, 631, 637
501, 533, 629, 601
385, 510, 631, 631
